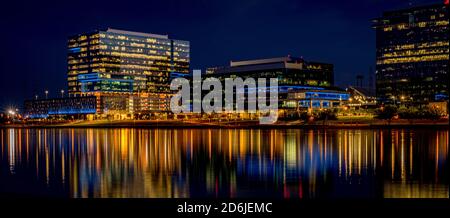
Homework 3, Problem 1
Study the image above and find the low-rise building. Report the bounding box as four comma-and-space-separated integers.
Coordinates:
206, 56, 349, 115
24, 96, 97, 119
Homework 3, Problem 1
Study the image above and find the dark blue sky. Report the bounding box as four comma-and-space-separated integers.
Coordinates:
0, 0, 441, 110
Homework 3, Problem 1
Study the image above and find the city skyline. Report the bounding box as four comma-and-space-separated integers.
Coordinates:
0, 0, 442, 109
0, 1, 449, 212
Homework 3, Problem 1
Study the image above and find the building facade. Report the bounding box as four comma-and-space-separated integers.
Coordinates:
285, 89, 349, 109
25, 28, 189, 119
24, 96, 97, 119
373, 3, 449, 104
210, 56, 334, 87
206, 56, 348, 115
68, 28, 189, 95
67, 28, 189, 114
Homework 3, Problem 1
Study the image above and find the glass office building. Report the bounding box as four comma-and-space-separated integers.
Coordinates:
373, 3, 449, 104
26, 28, 189, 119
68, 28, 189, 94
67, 28, 190, 114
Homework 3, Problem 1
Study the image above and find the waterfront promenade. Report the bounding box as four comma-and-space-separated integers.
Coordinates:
2, 118, 448, 129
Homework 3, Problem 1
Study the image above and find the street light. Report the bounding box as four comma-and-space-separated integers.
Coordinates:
391, 96, 396, 105
45, 90, 49, 99
35, 95, 38, 100
61, 89, 65, 98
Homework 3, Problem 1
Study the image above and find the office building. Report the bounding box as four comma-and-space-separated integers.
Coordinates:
68, 28, 189, 114
206, 56, 349, 115
25, 28, 189, 119
24, 96, 97, 119
210, 56, 334, 87
373, 3, 449, 104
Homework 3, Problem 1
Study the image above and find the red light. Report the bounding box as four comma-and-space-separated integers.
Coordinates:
446, 0, 449, 5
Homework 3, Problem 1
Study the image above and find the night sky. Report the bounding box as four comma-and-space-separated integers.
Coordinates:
0, 0, 441, 111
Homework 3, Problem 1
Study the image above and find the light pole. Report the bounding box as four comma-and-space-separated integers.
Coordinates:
45, 90, 49, 99
61, 89, 65, 98
35, 95, 38, 100
400, 95, 405, 107
391, 96, 396, 106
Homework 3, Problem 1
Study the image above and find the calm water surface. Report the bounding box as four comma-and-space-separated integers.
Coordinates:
0, 128, 448, 198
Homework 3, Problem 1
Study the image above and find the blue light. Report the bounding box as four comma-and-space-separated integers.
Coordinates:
79, 75, 134, 93
435, 94, 448, 101
28, 108, 96, 118
299, 100, 327, 108
78, 73, 101, 80
234, 85, 327, 94
171, 72, 190, 78
305, 92, 349, 101
68, 47, 81, 53
79, 78, 133, 83
48, 109, 96, 115
28, 114, 49, 119
244, 85, 325, 91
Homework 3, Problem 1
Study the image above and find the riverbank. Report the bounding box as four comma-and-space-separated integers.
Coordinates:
1, 118, 449, 129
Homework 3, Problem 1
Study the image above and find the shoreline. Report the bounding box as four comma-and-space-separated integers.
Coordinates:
1, 119, 449, 129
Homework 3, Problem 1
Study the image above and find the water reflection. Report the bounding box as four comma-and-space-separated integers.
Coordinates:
0, 128, 448, 198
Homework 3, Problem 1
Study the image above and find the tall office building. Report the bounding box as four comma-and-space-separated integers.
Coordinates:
67, 28, 189, 115
373, 3, 449, 104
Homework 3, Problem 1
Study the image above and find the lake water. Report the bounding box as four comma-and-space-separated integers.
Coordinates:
0, 128, 448, 198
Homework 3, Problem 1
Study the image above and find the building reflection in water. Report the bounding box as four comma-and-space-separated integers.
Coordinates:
0, 128, 448, 198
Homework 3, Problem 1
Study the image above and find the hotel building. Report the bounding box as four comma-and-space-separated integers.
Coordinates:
373, 3, 449, 104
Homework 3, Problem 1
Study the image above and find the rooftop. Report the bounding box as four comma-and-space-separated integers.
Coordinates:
376, 3, 447, 19
105, 28, 169, 39
230, 56, 303, 67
